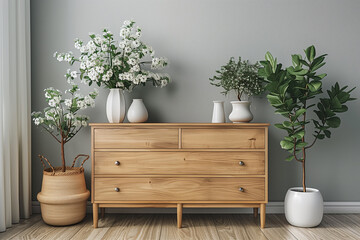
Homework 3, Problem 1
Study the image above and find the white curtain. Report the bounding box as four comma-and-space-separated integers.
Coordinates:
0, 0, 31, 232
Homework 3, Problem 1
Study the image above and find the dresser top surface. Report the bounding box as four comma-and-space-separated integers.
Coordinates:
90, 123, 270, 128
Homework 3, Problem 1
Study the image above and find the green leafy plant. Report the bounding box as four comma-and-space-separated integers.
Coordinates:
210, 57, 264, 101
259, 45, 356, 192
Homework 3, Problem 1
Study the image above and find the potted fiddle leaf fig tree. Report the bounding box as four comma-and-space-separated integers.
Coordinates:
259, 45, 355, 227
32, 83, 98, 226
210, 57, 264, 122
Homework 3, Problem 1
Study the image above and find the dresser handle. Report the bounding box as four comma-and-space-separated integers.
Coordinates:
239, 187, 244, 192
239, 161, 245, 166
114, 187, 120, 192
115, 161, 120, 166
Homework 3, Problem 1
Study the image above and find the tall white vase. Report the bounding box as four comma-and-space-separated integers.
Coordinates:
229, 101, 253, 123
212, 101, 226, 123
127, 99, 148, 123
106, 89, 125, 123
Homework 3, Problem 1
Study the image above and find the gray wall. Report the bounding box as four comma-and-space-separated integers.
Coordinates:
31, 0, 360, 202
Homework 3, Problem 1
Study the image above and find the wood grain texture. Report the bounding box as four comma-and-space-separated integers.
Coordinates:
94, 151, 265, 175
91, 123, 269, 228
90, 123, 271, 127
2, 214, 360, 240
182, 128, 265, 149
94, 177, 265, 201
94, 128, 179, 149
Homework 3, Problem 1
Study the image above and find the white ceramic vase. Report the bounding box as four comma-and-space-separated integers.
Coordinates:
106, 89, 125, 123
212, 101, 226, 123
229, 101, 253, 123
127, 99, 148, 123
284, 187, 323, 227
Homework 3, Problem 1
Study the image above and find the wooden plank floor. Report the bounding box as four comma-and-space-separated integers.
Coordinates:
1, 214, 360, 240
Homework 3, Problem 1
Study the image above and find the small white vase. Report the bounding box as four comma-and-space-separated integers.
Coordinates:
127, 99, 148, 123
284, 187, 323, 227
229, 101, 253, 123
106, 89, 125, 123
212, 101, 226, 123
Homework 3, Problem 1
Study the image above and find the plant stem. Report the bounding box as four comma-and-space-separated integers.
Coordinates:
61, 137, 65, 172
302, 158, 306, 192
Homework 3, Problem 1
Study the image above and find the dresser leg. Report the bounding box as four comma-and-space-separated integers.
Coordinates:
93, 203, 99, 228
253, 207, 258, 218
177, 203, 183, 228
260, 204, 266, 228
100, 207, 105, 219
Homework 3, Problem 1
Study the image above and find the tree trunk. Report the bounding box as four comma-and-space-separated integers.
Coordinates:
61, 138, 66, 172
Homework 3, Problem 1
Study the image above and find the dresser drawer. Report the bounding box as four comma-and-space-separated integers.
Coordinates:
182, 128, 265, 149
94, 177, 264, 201
94, 151, 265, 175
94, 128, 179, 149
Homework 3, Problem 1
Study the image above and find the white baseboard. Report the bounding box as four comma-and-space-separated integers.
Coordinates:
32, 201, 360, 214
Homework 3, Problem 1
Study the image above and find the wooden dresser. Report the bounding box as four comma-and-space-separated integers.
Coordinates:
90, 123, 269, 228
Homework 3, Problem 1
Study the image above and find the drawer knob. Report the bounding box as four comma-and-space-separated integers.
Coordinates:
239, 187, 244, 192
114, 187, 120, 192
115, 161, 120, 166
239, 161, 245, 166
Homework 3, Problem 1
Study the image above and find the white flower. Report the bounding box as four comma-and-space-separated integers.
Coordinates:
142, 48, 149, 55
127, 58, 137, 66
120, 28, 130, 38
64, 99, 72, 107
33, 117, 43, 125
101, 44, 108, 51
74, 41, 82, 49
53, 51, 58, 57
119, 41, 126, 49
71, 71, 77, 78
64, 113, 74, 120
132, 40, 140, 48
135, 31, 141, 38
80, 46, 87, 53
107, 69, 113, 77
123, 20, 131, 26
112, 58, 121, 66
45, 92, 51, 98
125, 47, 131, 53
82, 120, 87, 127
74, 120, 82, 127
161, 79, 168, 87
131, 65, 140, 72
77, 100, 87, 109
95, 66, 104, 74
48, 99, 56, 107
116, 82, 124, 88
84, 95, 95, 107
80, 62, 86, 70
102, 74, 110, 81
57, 55, 64, 62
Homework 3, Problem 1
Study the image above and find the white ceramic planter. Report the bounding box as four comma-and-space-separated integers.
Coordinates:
212, 101, 226, 123
106, 89, 125, 123
127, 99, 148, 123
229, 101, 253, 123
284, 187, 323, 227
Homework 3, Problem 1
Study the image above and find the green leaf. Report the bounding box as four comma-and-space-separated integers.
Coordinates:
292, 54, 301, 66
305, 45, 316, 62
285, 155, 294, 161
283, 121, 292, 127
296, 142, 308, 148
295, 108, 306, 118
326, 117, 341, 128
317, 134, 325, 139
324, 130, 331, 138
311, 62, 326, 72
280, 140, 294, 150
308, 81, 322, 92
267, 95, 283, 106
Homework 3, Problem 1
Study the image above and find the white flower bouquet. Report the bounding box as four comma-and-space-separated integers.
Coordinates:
32, 84, 98, 172
54, 20, 170, 90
